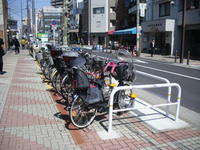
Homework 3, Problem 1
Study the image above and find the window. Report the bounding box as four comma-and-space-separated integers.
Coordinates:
93, 7, 104, 14
186, 0, 200, 10
96, 21, 101, 28
159, 2, 170, 17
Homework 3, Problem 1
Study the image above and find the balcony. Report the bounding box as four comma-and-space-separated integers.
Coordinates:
109, 0, 116, 7
109, 12, 116, 20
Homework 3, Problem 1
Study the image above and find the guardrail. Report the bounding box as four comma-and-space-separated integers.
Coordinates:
108, 83, 181, 133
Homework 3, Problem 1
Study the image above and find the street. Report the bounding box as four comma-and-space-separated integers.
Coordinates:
92, 51, 200, 115
134, 58, 200, 113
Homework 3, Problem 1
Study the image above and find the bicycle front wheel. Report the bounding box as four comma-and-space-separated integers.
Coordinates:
70, 95, 97, 128
117, 89, 134, 109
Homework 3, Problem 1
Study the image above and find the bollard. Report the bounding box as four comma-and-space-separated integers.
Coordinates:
174, 50, 177, 63
187, 50, 190, 65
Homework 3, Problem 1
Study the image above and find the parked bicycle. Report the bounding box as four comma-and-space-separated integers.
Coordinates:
69, 50, 136, 128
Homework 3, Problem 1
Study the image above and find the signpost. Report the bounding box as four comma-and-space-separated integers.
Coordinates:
51, 20, 57, 46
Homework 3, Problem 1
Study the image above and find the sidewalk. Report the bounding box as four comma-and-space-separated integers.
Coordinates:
138, 53, 200, 70
0, 50, 200, 150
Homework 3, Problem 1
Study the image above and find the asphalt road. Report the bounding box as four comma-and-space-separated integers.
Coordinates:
134, 58, 200, 113
89, 52, 200, 113
90, 51, 200, 114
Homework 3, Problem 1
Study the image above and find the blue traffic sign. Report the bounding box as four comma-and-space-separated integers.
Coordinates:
51, 20, 57, 25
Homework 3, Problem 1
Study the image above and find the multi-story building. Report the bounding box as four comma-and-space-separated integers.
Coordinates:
7, 18, 18, 46
115, 0, 130, 30
108, 0, 116, 31
110, 0, 146, 49
42, 6, 63, 42
141, 0, 176, 55
80, 0, 117, 46
0, 0, 8, 49
68, 0, 83, 44
177, 0, 200, 58
51, 0, 64, 8
142, 0, 200, 58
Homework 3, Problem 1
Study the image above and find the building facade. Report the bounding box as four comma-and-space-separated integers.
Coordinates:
7, 18, 18, 47
51, 0, 64, 8
80, 0, 117, 46
68, 0, 83, 44
0, 0, 8, 49
141, 0, 200, 58
141, 0, 176, 55
42, 6, 63, 43
177, 0, 200, 58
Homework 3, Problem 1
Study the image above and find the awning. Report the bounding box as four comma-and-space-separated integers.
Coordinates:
112, 27, 141, 35
107, 30, 115, 35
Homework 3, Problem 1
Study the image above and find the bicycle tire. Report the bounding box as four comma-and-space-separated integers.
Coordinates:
51, 70, 58, 89
70, 95, 97, 128
60, 74, 74, 101
116, 88, 134, 109
55, 73, 62, 94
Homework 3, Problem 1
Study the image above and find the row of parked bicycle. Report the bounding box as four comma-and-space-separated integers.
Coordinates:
32, 45, 137, 128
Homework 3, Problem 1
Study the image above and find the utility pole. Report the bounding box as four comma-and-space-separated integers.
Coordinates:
63, 0, 68, 45
26, 0, 30, 40
88, 0, 91, 45
180, 0, 186, 63
21, 0, 23, 39
32, 0, 35, 39
136, 0, 140, 56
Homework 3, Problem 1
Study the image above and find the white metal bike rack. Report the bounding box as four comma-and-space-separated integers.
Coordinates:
136, 70, 172, 116
108, 83, 181, 133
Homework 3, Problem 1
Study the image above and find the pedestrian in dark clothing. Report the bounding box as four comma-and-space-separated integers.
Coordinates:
150, 39, 155, 57
13, 37, 20, 54
0, 38, 6, 74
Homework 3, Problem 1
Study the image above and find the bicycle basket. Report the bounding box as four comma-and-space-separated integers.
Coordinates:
114, 63, 136, 82
50, 49, 62, 57
70, 56, 86, 68
73, 69, 90, 88
85, 87, 102, 104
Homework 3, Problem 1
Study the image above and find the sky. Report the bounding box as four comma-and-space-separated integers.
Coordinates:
8, 0, 50, 26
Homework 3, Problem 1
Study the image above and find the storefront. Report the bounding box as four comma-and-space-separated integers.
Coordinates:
184, 25, 200, 58
107, 27, 141, 50
141, 19, 175, 55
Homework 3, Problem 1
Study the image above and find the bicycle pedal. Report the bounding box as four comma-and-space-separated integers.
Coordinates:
98, 103, 108, 113
116, 112, 124, 116
64, 106, 71, 111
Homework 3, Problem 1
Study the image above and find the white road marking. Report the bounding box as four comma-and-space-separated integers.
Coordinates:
135, 64, 200, 81
134, 59, 148, 64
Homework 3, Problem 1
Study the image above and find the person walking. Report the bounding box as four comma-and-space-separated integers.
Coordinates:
150, 39, 156, 57
21, 38, 27, 49
0, 38, 6, 75
13, 37, 20, 54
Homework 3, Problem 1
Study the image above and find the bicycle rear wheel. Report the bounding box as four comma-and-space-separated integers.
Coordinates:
70, 95, 97, 128
60, 74, 74, 101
